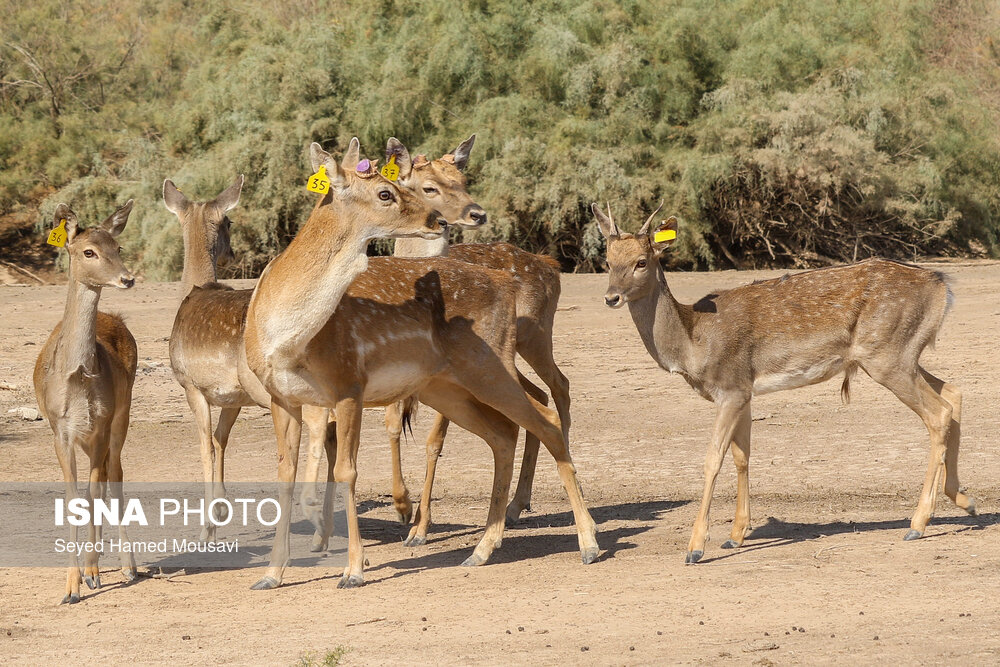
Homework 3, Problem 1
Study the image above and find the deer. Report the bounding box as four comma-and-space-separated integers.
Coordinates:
243, 143, 599, 590
594, 203, 976, 564
301, 136, 570, 549
33, 201, 138, 604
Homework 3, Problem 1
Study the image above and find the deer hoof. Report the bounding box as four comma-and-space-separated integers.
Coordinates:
580, 546, 599, 565
685, 550, 704, 564
720, 539, 740, 550
461, 553, 486, 567
396, 507, 413, 525
403, 534, 426, 547
337, 574, 364, 589
903, 529, 923, 541
61, 592, 80, 605
310, 535, 328, 553
250, 576, 280, 590
84, 575, 100, 590
122, 568, 138, 583
965, 498, 978, 516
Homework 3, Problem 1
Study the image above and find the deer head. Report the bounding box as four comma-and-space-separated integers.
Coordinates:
309, 138, 446, 240
593, 202, 677, 308
163, 175, 243, 270
55, 201, 136, 289
385, 135, 486, 230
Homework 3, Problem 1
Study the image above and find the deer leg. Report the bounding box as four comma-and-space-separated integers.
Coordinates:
183, 387, 218, 542
333, 394, 365, 588
687, 399, 748, 564
54, 434, 81, 604
405, 411, 450, 547
921, 369, 975, 515
251, 399, 302, 590
107, 408, 136, 581
210, 406, 240, 526
418, 380, 518, 566
506, 372, 549, 525
83, 457, 103, 590
311, 414, 338, 553
300, 404, 330, 531
864, 365, 953, 540
721, 405, 752, 549
384, 400, 413, 524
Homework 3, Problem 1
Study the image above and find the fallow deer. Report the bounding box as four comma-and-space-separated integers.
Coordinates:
304, 136, 570, 548
595, 204, 975, 564
33, 201, 138, 603
243, 144, 599, 590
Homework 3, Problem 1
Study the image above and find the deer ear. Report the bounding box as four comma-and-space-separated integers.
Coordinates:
163, 180, 190, 216
102, 199, 134, 238
341, 137, 361, 171
309, 142, 332, 173
386, 137, 413, 179
54, 203, 80, 243
591, 202, 619, 239
649, 216, 679, 254
451, 134, 476, 171
212, 175, 244, 213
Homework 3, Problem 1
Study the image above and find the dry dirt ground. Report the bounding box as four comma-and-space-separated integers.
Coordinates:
2, 261, 999, 665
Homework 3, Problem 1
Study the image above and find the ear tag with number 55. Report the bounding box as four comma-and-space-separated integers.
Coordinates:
380, 155, 399, 182
654, 227, 676, 244
47, 219, 68, 247
306, 165, 331, 194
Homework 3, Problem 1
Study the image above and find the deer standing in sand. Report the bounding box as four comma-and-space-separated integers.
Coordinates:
243, 143, 598, 589
33, 201, 138, 603
595, 204, 975, 564
302, 136, 570, 548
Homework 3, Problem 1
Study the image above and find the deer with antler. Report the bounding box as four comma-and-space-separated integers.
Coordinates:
33, 201, 138, 603
243, 142, 599, 590
595, 204, 975, 564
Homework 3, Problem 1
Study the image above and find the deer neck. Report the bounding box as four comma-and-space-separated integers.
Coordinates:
627, 270, 695, 374
57, 279, 102, 377
247, 204, 370, 365
181, 218, 218, 292
393, 228, 450, 258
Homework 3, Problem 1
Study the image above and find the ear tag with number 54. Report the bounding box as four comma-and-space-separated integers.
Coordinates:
306, 165, 331, 194
654, 227, 676, 244
380, 155, 399, 182
47, 219, 68, 247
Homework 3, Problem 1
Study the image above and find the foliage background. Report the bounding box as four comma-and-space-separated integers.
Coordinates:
2, 0, 999, 278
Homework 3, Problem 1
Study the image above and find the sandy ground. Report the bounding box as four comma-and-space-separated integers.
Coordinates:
1, 261, 999, 665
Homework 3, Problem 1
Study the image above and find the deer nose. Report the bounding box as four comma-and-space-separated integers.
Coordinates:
605, 293, 622, 308
121, 276, 135, 289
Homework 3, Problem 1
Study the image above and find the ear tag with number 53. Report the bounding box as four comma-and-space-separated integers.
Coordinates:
654, 227, 676, 244
380, 155, 399, 182
306, 165, 331, 194
47, 219, 68, 247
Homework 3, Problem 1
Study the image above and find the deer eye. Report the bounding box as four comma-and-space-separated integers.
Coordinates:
635, 258, 647, 269
422, 186, 439, 195
83, 249, 96, 259
378, 190, 393, 202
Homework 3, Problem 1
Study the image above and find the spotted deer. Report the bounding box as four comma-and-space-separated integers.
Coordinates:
595, 204, 975, 564
243, 143, 598, 590
302, 136, 570, 548
33, 201, 138, 603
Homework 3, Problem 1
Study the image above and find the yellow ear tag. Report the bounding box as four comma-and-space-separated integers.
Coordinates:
380, 155, 400, 182
654, 228, 677, 244
306, 165, 331, 194
47, 219, 67, 247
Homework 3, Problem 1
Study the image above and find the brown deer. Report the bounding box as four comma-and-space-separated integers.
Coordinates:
595, 204, 975, 564
243, 144, 598, 590
33, 201, 138, 603
305, 136, 569, 548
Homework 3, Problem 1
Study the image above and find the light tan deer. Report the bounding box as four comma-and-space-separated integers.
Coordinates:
33, 201, 138, 603
595, 204, 976, 564
304, 136, 570, 548
244, 144, 599, 590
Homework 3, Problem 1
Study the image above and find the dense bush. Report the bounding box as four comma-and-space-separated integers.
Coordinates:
2, 0, 998, 277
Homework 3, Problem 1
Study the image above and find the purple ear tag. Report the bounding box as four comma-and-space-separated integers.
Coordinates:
356, 159, 371, 173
